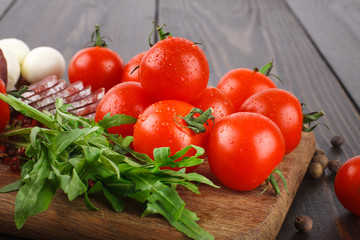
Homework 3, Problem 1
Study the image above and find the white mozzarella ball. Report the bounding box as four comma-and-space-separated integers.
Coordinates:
21, 47, 65, 84
0, 38, 30, 66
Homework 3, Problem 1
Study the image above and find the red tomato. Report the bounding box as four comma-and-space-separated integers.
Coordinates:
0, 80, 10, 131
133, 100, 212, 172
139, 36, 209, 102
217, 68, 277, 109
68, 46, 124, 91
95, 82, 154, 137
207, 112, 285, 191
240, 89, 303, 154
192, 86, 235, 124
122, 51, 146, 83
334, 155, 360, 216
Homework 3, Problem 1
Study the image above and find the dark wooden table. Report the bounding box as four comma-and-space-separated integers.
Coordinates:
0, 0, 359, 239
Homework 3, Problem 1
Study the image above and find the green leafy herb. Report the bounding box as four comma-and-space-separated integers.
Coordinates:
0, 93, 218, 240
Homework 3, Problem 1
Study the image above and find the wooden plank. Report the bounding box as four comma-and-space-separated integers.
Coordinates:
0, 0, 13, 19
285, 0, 360, 110
157, 1, 360, 239
0, 132, 315, 240
0, 0, 156, 81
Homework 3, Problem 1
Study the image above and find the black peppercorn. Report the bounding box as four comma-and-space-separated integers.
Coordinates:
312, 154, 329, 169
294, 215, 313, 233
328, 160, 341, 173
308, 162, 323, 179
314, 149, 325, 155
330, 136, 344, 148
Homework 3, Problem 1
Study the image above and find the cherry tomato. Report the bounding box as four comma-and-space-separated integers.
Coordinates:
207, 112, 285, 191
334, 155, 360, 216
217, 68, 277, 109
68, 46, 124, 92
240, 89, 303, 154
95, 82, 154, 137
139, 36, 209, 102
133, 100, 212, 172
0, 80, 10, 131
192, 86, 235, 124
122, 51, 146, 83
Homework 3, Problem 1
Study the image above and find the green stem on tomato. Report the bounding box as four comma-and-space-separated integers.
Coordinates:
254, 60, 284, 85
258, 60, 274, 76
269, 174, 280, 195
156, 24, 172, 40
148, 23, 172, 47
174, 108, 215, 134
301, 103, 326, 132
86, 24, 109, 48
266, 168, 289, 196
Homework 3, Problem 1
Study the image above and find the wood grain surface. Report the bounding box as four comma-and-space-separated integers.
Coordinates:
0, 0, 359, 239
286, 0, 360, 111
0, 132, 315, 240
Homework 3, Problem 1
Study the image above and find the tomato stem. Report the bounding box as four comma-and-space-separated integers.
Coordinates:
174, 108, 215, 134
148, 23, 172, 47
86, 24, 110, 48
269, 174, 280, 196
254, 60, 284, 85
301, 103, 326, 132
267, 168, 289, 196
257, 60, 274, 76
156, 24, 172, 40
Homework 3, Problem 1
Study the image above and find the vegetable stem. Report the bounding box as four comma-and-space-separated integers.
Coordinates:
174, 108, 215, 134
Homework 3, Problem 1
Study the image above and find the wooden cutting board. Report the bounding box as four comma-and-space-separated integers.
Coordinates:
0, 131, 316, 240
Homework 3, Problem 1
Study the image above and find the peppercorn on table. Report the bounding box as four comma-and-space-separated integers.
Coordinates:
0, 0, 359, 239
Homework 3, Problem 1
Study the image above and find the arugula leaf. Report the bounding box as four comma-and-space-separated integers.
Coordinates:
0, 93, 58, 130
140, 181, 214, 240
14, 150, 54, 229
98, 112, 137, 131
0, 180, 22, 193
153, 145, 205, 170
102, 185, 124, 212
49, 129, 83, 155
84, 191, 99, 211
0, 93, 217, 239
64, 169, 87, 201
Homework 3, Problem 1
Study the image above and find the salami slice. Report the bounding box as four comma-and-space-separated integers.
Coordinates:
0, 49, 7, 86
45, 86, 93, 113
67, 88, 105, 109
64, 86, 92, 104
82, 112, 96, 120
70, 100, 101, 116
22, 75, 59, 99
25, 79, 67, 103
30, 81, 84, 109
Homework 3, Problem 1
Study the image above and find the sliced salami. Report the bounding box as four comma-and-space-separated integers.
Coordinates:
63, 86, 92, 104
22, 75, 59, 99
19, 77, 105, 119
67, 88, 104, 109
24, 79, 67, 103
70, 100, 101, 116
82, 112, 96, 120
0, 49, 7, 86
45, 86, 93, 113
30, 81, 84, 109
